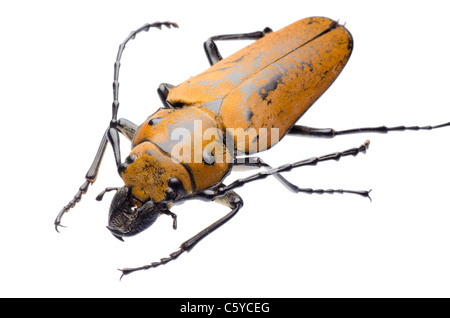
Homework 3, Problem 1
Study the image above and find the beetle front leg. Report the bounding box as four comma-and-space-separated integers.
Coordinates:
118, 190, 243, 278
55, 119, 137, 231
204, 27, 272, 66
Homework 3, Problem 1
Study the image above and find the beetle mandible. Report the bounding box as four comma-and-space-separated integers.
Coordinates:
55, 17, 450, 277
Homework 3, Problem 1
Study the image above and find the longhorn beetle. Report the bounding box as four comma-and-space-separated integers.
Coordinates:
55, 17, 450, 277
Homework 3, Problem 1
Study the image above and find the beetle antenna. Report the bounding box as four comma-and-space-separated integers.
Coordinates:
111, 21, 179, 122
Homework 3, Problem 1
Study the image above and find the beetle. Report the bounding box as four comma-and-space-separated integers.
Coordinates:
55, 17, 450, 277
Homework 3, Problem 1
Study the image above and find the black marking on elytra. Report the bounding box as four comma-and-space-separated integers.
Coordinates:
244, 109, 254, 122
258, 73, 284, 104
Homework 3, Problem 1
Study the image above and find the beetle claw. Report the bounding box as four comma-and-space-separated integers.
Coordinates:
54, 208, 69, 233
54, 222, 66, 233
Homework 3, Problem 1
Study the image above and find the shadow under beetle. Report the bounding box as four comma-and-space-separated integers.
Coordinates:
55, 17, 450, 277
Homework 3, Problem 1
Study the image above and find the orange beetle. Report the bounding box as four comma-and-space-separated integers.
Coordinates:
56, 18, 450, 277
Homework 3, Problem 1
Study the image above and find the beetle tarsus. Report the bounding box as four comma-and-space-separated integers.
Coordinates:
119, 249, 184, 279
55, 180, 91, 232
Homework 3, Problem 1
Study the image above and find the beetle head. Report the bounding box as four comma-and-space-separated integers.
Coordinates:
107, 186, 169, 240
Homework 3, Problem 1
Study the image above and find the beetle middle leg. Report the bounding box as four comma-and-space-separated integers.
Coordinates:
233, 154, 371, 197
119, 189, 243, 278
204, 27, 273, 66
199, 140, 372, 201
233, 156, 303, 193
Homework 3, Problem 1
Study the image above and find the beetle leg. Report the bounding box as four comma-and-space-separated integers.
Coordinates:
234, 157, 302, 193
55, 119, 137, 231
288, 122, 450, 138
118, 190, 243, 278
197, 141, 372, 201
157, 83, 175, 108
115, 118, 137, 140
204, 27, 273, 66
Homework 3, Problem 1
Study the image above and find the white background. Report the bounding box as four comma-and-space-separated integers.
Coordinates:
1, 0, 450, 297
